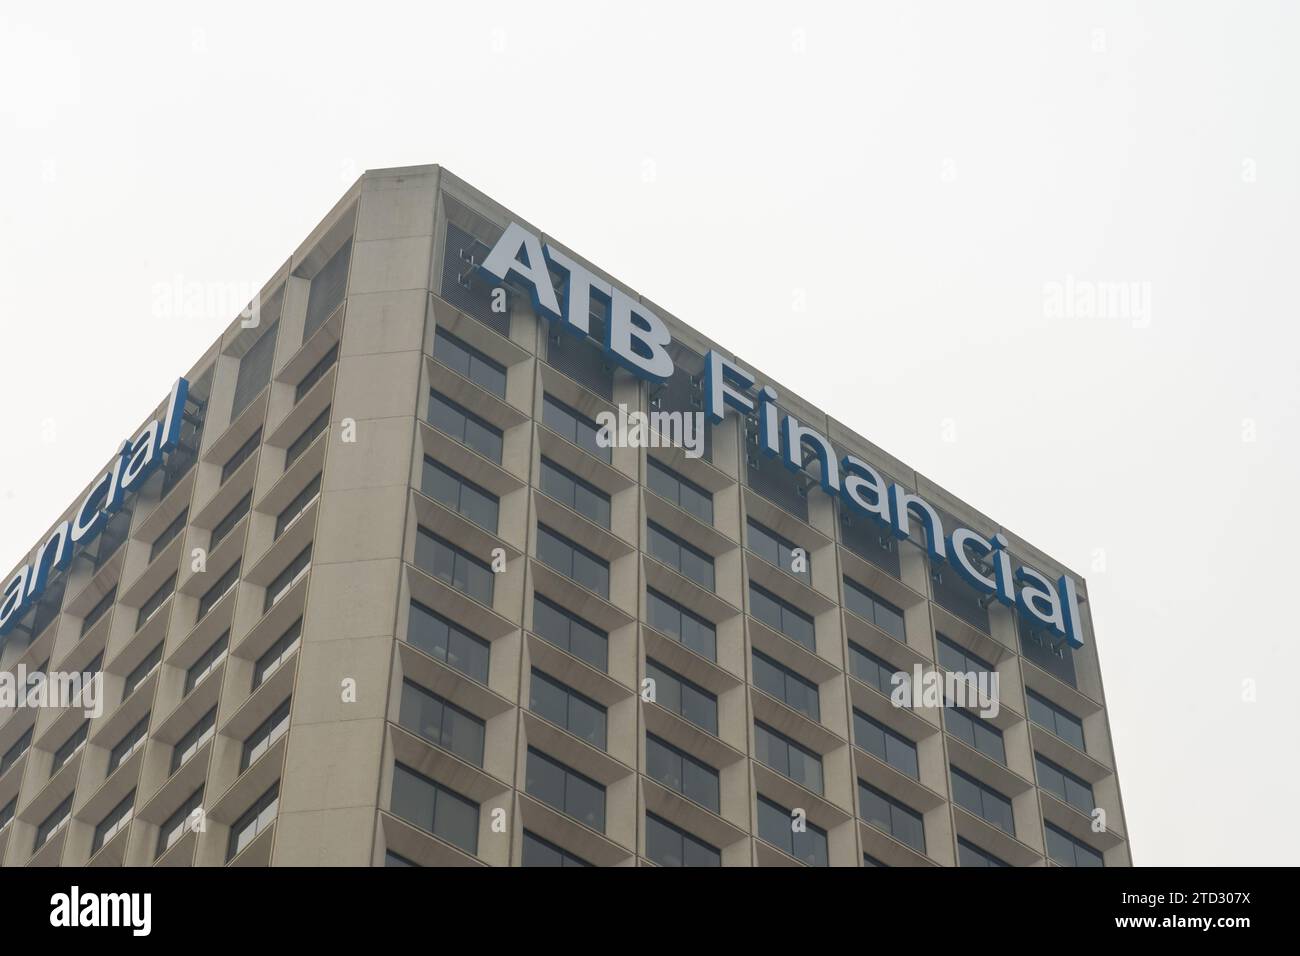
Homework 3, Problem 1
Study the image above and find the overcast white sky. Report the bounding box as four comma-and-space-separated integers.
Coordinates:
1, 1, 1297, 865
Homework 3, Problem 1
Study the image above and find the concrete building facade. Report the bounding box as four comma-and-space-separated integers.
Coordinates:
0, 165, 1130, 867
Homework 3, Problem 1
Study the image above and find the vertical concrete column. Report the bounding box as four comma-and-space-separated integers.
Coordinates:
272, 170, 437, 864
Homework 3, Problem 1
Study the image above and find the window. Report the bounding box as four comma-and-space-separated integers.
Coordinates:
407, 601, 490, 684
137, 574, 176, 630
35, 794, 73, 850
253, 620, 301, 689
123, 643, 163, 699
958, 837, 1009, 867
751, 650, 820, 720
542, 394, 610, 463
221, 428, 262, 484
1026, 690, 1086, 751
936, 633, 995, 677
1045, 822, 1104, 867
536, 525, 609, 598
757, 795, 827, 866
847, 642, 904, 696
385, 851, 418, 867
227, 783, 280, 861
275, 475, 321, 539
241, 699, 291, 770
747, 518, 809, 584
400, 680, 486, 766
108, 715, 149, 775
645, 590, 716, 660
539, 458, 610, 528
285, 406, 330, 468
525, 747, 605, 831
522, 830, 590, 867
156, 787, 204, 859
0, 798, 14, 832
647, 459, 713, 524
853, 710, 919, 778
434, 328, 507, 397
0, 727, 32, 776
950, 766, 1014, 834
185, 632, 229, 694
945, 706, 1006, 764
1035, 753, 1095, 813
81, 585, 117, 636
754, 721, 823, 794
391, 762, 479, 854
92, 791, 135, 855
303, 240, 351, 341
264, 547, 310, 612
415, 528, 493, 605
863, 852, 888, 867
422, 459, 498, 532
232, 324, 278, 419
645, 812, 720, 867
197, 562, 240, 620
530, 670, 606, 750
843, 578, 905, 641
532, 594, 608, 671
295, 343, 338, 403
51, 721, 89, 775
172, 708, 217, 773
858, 780, 926, 852
646, 734, 720, 812
150, 508, 188, 561
749, 582, 815, 649
647, 522, 714, 590
645, 659, 717, 735
210, 493, 252, 550
428, 391, 502, 463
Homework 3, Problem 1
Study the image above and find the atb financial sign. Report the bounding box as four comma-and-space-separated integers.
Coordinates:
478, 223, 1087, 650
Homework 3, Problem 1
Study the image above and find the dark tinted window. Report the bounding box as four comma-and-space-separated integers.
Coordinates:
275, 475, 321, 539
853, 710, 919, 778
303, 240, 350, 341
536, 525, 609, 598
531, 594, 608, 671
211, 493, 252, 549
429, 391, 503, 463
1045, 822, 1104, 867
749, 582, 815, 649
647, 522, 714, 590
756, 795, 827, 866
150, 509, 188, 562
751, 649, 820, 720
945, 706, 1006, 764
950, 766, 1014, 834
400, 680, 486, 766
221, 428, 262, 484
858, 780, 926, 852
232, 323, 279, 419
1035, 753, 1095, 813
529, 670, 606, 750
1026, 690, 1086, 751
647, 459, 713, 524
521, 830, 589, 867
645, 812, 720, 867
407, 601, 490, 684
958, 837, 1009, 867
539, 458, 610, 528
646, 589, 716, 660
200, 562, 240, 619
525, 747, 605, 831
423, 458, 498, 532
747, 518, 810, 584
754, 721, 823, 793
645, 659, 718, 735
434, 328, 507, 397
391, 762, 479, 854
294, 343, 338, 403
646, 733, 720, 812
285, 407, 330, 468
414, 528, 493, 606
847, 642, 904, 696
843, 578, 905, 641
542, 395, 609, 463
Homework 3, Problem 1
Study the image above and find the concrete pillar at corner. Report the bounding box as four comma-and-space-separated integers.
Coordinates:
271, 170, 436, 865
